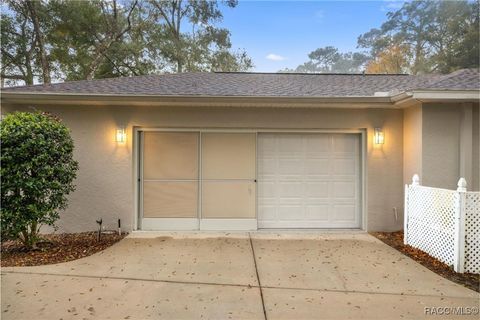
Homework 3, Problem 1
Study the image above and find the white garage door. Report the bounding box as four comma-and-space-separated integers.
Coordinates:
257, 133, 362, 228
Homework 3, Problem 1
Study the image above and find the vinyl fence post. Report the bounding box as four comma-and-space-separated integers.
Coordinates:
454, 178, 467, 273
404, 174, 419, 245
412, 174, 420, 186
404, 184, 409, 245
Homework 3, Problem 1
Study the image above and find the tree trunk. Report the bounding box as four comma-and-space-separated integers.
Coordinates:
413, 44, 422, 75
26, 0, 51, 84
85, 50, 108, 80
19, 221, 39, 250
25, 53, 34, 85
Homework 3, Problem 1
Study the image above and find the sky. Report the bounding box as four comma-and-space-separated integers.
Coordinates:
219, 0, 406, 72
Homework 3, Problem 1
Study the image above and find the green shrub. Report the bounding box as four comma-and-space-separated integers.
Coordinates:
1, 111, 79, 248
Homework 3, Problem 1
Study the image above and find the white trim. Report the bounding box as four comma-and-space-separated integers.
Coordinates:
138, 128, 365, 134
200, 219, 257, 231
391, 90, 480, 108
412, 90, 480, 101
1, 92, 396, 109
132, 127, 141, 231
4, 89, 476, 100
255, 131, 258, 220
360, 129, 367, 231
142, 218, 199, 231
3, 90, 477, 110
404, 184, 409, 244
258, 221, 362, 229
198, 132, 202, 229
0, 91, 391, 99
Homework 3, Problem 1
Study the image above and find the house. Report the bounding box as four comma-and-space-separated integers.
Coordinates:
1, 69, 479, 233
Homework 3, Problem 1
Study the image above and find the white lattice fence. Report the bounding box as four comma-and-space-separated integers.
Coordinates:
404, 175, 480, 274
404, 183, 456, 266
464, 192, 480, 273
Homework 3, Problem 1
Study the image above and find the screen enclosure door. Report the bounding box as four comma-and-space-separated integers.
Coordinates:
140, 131, 256, 230
141, 132, 199, 230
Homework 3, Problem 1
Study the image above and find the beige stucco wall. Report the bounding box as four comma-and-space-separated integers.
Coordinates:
422, 103, 463, 189
2, 104, 405, 232
403, 102, 479, 191
472, 104, 480, 191
403, 104, 422, 185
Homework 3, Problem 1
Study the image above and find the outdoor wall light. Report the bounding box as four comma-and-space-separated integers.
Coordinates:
374, 127, 385, 145
116, 127, 127, 143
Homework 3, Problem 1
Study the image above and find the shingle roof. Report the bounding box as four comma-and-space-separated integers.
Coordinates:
2, 69, 479, 98
419, 68, 480, 90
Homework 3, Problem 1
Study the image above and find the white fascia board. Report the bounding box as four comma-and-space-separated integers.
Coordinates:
3, 90, 477, 109
391, 90, 480, 108
0, 92, 394, 108
411, 90, 480, 101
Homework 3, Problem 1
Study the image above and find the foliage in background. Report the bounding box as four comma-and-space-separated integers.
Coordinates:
287, 0, 479, 74
365, 45, 410, 74
1, 0, 253, 86
0, 1, 50, 85
281, 46, 370, 73
2, 0, 477, 80
358, 0, 479, 74
144, 0, 252, 73
0, 112, 79, 249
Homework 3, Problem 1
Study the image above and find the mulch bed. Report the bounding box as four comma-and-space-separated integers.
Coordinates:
1, 231, 126, 267
371, 231, 479, 292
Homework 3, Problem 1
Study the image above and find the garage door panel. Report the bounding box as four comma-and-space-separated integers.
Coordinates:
278, 159, 304, 175
305, 182, 329, 198
305, 134, 330, 151
277, 206, 304, 220
258, 135, 276, 151
306, 205, 330, 221
333, 182, 356, 198
278, 135, 304, 152
258, 159, 277, 175
278, 182, 304, 198
333, 205, 358, 222
333, 159, 357, 175
276, 175, 306, 182
305, 159, 330, 174
258, 181, 276, 198
278, 198, 305, 206
258, 133, 361, 229
333, 134, 357, 152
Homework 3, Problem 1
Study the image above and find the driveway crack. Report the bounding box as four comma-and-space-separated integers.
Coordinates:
2, 270, 476, 300
249, 233, 267, 320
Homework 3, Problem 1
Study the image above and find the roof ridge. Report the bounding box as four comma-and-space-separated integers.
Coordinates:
214, 71, 411, 76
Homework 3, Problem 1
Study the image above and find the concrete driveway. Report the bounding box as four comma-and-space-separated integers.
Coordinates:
1, 232, 478, 319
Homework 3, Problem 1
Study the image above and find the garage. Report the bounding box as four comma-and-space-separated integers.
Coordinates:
139, 130, 363, 230
257, 133, 362, 229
